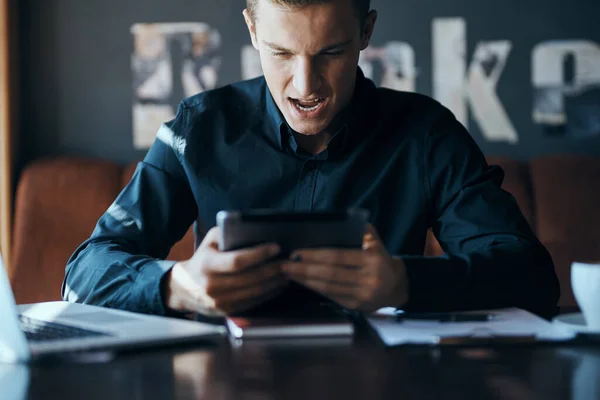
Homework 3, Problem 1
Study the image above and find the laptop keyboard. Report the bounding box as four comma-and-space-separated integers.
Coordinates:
19, 315, 110, 342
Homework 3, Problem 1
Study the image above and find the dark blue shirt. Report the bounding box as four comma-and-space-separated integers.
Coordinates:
63, 69, 560, 316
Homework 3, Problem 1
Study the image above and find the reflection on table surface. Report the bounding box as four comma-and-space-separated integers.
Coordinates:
0, 331, 595, 400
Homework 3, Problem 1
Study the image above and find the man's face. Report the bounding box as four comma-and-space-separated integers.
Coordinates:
244, 0, 376, 136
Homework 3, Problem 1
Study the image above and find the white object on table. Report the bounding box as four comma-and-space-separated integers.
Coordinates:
553, 312, 600, 335
367, 308, 575, 346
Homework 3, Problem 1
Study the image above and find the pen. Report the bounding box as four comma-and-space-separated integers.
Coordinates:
435, 334, 536, 345
394, 312, 495, 322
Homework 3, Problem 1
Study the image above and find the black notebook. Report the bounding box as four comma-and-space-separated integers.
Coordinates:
225, 290, 355, 339
226, 310, 354, 339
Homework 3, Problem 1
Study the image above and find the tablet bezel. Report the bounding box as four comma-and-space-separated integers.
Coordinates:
216, 209, 369, 255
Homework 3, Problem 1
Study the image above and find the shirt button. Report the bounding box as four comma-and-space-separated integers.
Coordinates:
304, 160, 318, 171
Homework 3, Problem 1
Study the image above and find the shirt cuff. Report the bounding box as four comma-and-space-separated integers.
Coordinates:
135, 259, 182, 316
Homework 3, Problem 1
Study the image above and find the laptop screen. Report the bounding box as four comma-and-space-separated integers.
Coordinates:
0, 252, 31, 362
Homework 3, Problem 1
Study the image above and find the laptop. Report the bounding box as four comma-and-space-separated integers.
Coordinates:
0, 254, 226, 363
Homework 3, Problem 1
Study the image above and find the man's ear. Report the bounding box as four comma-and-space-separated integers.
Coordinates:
242, 9, 259, 50
360, 10, 378, 50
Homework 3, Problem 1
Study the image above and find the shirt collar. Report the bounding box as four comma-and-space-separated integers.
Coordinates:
264, 82, 288, 150
263, 67, 375, 154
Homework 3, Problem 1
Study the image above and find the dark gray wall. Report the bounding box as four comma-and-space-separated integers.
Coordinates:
18, 0, 600, 166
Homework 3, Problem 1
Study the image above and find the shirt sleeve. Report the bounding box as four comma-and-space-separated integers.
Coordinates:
401, 108, 560, 317
62, 104, 198, 316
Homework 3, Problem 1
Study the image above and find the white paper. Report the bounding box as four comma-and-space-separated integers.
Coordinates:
367, 308, 576, 346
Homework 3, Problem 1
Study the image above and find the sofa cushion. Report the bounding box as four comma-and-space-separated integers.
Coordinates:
122, 162, 195, 262
11, 158, 121, 304
530, 154, 600, 306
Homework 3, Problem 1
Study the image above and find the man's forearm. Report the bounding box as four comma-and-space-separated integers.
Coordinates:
399, 242, 559, 316
62, 238, 177, 315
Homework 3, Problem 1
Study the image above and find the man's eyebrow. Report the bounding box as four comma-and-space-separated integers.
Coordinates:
318, 39, 352, 53
262, 39, 352, 53
262, 41, 292, 52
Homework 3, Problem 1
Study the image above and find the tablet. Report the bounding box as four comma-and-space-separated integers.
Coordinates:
216, 209, 369, 255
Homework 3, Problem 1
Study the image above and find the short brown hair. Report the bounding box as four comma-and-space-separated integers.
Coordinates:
246, 0, 371, 25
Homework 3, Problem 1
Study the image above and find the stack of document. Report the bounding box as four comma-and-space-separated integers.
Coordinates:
367, 308, 576, 346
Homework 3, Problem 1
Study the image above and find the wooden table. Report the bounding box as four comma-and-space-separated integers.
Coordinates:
4, 321, 599, 400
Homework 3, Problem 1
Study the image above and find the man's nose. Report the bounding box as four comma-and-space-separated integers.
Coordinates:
292, 58, 321, 97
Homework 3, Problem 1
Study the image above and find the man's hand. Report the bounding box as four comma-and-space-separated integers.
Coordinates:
282, 225, 409, 311
164, 227, 288, 316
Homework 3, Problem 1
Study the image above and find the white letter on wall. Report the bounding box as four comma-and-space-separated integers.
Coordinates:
359, 42, 417, 92
532, 40, 600, 127
131, 23, 221, 149
433, 18, 518, 143
241, 45, 263, 80
433, 18, 467, 126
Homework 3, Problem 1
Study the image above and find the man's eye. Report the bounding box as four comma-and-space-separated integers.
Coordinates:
323, 51, 343, 57
272, 52, 290, 57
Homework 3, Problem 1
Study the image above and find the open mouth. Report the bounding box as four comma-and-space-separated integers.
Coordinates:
291, 98, 325, 112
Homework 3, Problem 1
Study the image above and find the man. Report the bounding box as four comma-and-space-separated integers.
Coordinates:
63, 0, 560, 318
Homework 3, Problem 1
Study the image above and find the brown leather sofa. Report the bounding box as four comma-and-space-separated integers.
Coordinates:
9, 155, 600, 307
